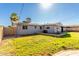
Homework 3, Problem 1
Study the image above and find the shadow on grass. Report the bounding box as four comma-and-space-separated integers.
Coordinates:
3, 32, 71, 40
3, 34, 40, 40
41, 32, 71, 38
58, 33, 71, 38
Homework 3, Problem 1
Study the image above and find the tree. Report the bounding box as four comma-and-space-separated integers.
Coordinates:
26, 17, 31, 23
10, 13, 19, 21
23, 17, 31, 23
10, 13, 19, 26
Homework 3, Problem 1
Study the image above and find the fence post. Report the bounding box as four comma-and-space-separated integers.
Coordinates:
0, 26, 3, 42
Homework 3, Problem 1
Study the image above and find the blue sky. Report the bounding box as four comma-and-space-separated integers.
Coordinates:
0, 3, 79, 26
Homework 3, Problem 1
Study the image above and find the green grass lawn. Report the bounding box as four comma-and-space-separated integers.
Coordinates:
1, 32, 79, 56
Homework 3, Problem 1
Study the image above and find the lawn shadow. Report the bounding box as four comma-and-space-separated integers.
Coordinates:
3, 32, 71, 40
41, 32, 71, 38
59, 33, 71, 38
3, 34, 39, 40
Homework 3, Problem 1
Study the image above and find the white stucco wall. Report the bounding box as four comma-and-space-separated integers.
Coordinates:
16, 24, 62, 35
16, 25, 43, 35
43, 25, 61, 33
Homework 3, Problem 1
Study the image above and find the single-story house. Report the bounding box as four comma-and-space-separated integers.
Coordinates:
16, 22, 63, 35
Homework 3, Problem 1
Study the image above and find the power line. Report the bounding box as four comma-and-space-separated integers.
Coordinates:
19, 3, 24, 20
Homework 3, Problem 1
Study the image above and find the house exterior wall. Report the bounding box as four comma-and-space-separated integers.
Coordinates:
16, 25, 43, 35
43, 25, 61, 33
16, 24, 62, 35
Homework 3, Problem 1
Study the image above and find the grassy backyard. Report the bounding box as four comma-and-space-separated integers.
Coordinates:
0, 32, 79, 56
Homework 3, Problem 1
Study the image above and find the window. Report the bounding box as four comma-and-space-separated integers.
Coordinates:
46, 27, 50, 29
22, 26, 28, 29
40, 26, 42, 29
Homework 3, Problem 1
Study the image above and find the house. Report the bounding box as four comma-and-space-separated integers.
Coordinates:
42, 23, 62, 34
15, 22, 63, 35
16, 23, 43, 35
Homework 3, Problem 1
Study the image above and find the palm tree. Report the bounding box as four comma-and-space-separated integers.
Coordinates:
10, 13, 19, 26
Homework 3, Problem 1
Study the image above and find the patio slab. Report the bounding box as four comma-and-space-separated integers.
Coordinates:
53, 50, 79, 56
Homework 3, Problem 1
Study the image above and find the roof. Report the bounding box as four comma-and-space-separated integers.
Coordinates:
17, 23, 41, 26
17, 22, 62, 26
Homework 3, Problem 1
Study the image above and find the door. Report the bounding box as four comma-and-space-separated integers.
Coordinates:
61, 27, 63, 32
43, 30, 48, 33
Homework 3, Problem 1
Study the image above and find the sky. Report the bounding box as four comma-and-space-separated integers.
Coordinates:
0, 3, 79, 26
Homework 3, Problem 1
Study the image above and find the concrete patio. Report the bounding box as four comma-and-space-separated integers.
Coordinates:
53, 50, 79, 56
